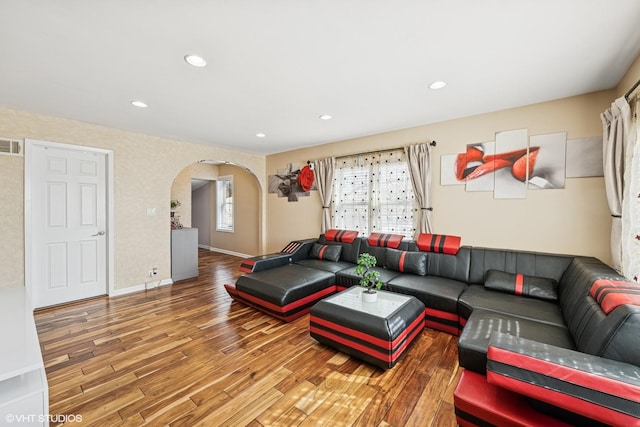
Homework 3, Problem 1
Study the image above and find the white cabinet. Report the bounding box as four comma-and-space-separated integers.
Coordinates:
0, 287, 48, 426
171, 228, 199, 281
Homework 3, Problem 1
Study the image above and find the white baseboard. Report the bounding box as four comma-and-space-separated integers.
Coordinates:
207, 247, 251, 259
109, 278, 173, 297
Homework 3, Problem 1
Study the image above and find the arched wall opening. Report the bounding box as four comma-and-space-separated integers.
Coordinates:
170, 160, 262, 269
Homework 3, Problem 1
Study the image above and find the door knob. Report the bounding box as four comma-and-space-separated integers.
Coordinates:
92, 231, 106, 236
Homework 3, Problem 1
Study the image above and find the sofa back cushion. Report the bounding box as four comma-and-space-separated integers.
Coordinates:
406, 242, 471, 282
416, 233, 461, 255
357, 238, 411, 267
468, 248, 572, 285
318, 234, 362, 264
324, 229, 359, 243
367, 233, 404, 249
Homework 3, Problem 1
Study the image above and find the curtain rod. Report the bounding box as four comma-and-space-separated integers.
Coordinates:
334, 140, 436, 159
625, 78, 640, 100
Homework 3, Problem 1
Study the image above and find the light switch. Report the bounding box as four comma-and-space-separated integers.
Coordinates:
147, 207, 157, 217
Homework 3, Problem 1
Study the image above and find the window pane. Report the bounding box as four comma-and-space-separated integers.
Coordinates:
332, 150, 415, 238
217, 177, 233, 231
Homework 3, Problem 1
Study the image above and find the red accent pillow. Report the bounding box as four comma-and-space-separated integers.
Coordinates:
416, 233, 461, 255
589, 279, 640, 314
324, 229, 359, 243
367, 233, 404, 249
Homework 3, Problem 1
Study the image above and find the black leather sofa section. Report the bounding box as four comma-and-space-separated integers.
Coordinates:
226, 233, 640, 425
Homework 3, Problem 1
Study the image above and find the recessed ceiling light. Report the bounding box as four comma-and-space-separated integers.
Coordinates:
319, 114, 332, 120
429, 81, 447, 90
130, 100, 148, 108
256, 133, 266, 138
184, 54, 207, 67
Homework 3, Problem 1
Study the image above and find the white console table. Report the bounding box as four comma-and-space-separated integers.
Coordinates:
0, 287, 49, 426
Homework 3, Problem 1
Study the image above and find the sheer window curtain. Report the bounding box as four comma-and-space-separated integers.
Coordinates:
602, 96, 632, 275
623, 96, 640, 281
331, 149, 415, 237
314, 157, 335, 233
404, 143, 433, 237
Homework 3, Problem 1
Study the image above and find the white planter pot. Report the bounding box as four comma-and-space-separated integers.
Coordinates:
362, 290, 378, 303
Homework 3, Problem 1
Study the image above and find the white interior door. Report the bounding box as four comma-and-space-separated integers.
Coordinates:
29, 142, 108, 308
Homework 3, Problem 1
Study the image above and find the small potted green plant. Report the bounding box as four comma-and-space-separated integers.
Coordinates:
170, 199, 181, 217
355, 253, 383, 302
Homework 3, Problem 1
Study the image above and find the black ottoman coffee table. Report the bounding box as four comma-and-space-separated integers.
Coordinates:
310, 287, 425, 369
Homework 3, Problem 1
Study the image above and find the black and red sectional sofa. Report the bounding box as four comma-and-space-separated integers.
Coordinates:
224, 230, 640, 426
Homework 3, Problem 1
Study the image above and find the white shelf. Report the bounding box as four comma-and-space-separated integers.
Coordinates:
0, 287, 48, 426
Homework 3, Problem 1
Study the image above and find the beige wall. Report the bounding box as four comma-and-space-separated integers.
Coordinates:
266, 90, 616, 264
210, 164, 261, 256
0, 155, 25, 287
0, 107, 265, 290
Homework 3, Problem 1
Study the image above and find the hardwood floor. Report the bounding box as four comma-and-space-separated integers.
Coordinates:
35, 250, 461, 426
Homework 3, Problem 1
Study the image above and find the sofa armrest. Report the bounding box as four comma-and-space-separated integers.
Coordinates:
240, 239, 317, 272
487, 332, 640, 426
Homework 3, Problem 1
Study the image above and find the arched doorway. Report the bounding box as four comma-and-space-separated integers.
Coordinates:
169, 160, 261, 281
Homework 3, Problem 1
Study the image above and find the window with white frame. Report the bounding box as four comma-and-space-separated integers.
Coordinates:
331, 149, 416, 238
216, 176, 234, 232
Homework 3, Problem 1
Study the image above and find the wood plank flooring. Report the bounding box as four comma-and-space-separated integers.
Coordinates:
35, 250, 461, 426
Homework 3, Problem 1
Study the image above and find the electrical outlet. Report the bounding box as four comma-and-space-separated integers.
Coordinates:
148, 268, 158, 277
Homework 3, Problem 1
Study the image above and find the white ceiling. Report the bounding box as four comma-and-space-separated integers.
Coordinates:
1, 1, 640, 155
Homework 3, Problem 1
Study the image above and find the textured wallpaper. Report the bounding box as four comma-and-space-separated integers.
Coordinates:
0, 107, 265, 291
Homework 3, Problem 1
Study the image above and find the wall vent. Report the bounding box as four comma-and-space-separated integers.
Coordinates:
0, 138, 22, 156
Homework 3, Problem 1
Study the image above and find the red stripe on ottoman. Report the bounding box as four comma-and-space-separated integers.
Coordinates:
310, 315, 424, 364
311, 314, 424, 351
416, 233, 461, 255
325, 229, 359, 243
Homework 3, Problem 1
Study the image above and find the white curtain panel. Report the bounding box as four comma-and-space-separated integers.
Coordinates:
404, 143, 433, 237
622, 97, 640, 281
601, 96, 631, 274
314, 157, 335, 233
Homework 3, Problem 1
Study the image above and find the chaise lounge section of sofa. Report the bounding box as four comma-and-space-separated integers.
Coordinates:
224, 230, 640, 425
